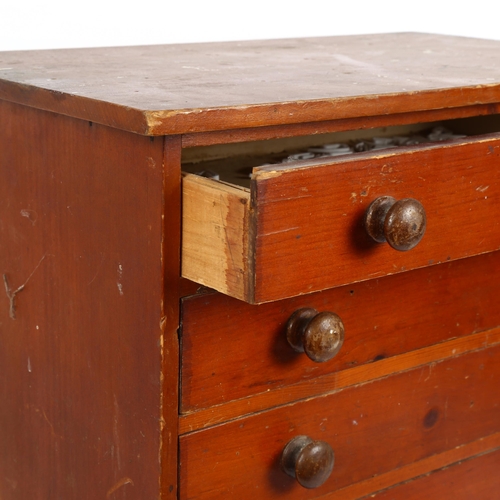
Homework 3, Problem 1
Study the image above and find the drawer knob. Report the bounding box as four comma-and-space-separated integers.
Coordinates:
364, 196, 426, 251
281, 435, 335, 489
286, 308, 345, 363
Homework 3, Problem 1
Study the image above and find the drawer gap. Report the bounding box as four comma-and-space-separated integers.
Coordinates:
181, 114, 500, 188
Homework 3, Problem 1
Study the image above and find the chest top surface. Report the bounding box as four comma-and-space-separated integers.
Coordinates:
1, 32, 500, 135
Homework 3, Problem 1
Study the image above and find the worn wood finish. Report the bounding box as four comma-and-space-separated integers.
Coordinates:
160, 136, 183, 499
318, 434, 500, 500
2, 34, 500, 135
0, 101, 165, 499
182, 134, 500, 303
180, 327, 500, 433
3, 34, 500, 500
365, 448, 500, 500
181, 103, 500, 148
180, 251, 500, 412
250, 134, 500, 302
181, 175, 252, 300
180, 345, 500, 499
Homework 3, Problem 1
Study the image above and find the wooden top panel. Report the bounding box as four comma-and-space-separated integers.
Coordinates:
2, 33, 500, 135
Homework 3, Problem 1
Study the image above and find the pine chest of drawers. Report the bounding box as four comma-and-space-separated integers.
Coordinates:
1, 33, 500, 499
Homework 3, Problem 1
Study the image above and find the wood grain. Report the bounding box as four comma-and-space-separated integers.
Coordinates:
182, 175, 252, 301
251, 134, 500, 302
318, 436, 500, 500
180, 327, 500, 433
160, 136, 183, 499
182, 134, 500, 303
180, 251, 500, 413
180, 345, 500, 499
181, 103, 500, 148
0, 101, 165, 499
360, 447, 500, 500
2, 34, 500, 135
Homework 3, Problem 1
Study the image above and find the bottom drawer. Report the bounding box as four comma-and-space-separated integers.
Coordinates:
180, 342, 500, 499
370, 447, 500, 500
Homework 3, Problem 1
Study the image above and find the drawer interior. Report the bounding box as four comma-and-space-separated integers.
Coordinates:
182, 114, 500, 187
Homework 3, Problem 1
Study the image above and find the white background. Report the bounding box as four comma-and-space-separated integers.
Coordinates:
1, 0, 499, 51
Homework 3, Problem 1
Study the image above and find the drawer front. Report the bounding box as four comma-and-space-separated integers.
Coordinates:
180, 251, 500, 412
369, 448, 500, 500
182, 134, 500, 303
179, 344, 500, 499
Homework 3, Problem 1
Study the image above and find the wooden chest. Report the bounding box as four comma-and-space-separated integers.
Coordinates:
1, 33, 500, 499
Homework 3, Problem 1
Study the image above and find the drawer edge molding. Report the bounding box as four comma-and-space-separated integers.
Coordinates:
179, 326, 500, 434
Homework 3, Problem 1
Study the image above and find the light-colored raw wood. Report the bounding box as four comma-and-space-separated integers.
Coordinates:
179, 326, 500, 433
181, 174, 252, 301
181, 133, 500, 303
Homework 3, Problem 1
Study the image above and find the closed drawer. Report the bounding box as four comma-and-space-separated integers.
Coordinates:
180, 251, 500, 412
369, 447, 500, 500
182, 132, 500, 303
179, 343, 500, 499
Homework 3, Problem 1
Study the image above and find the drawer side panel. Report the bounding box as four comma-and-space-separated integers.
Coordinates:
182, 175, 252, 301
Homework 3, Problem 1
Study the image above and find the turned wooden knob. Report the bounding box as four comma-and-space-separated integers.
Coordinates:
364, 196, 426, 251
281, 435, 335, 489
286, 308, 345, 363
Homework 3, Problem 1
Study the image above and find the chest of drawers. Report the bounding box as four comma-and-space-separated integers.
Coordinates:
1, 33, 500, 499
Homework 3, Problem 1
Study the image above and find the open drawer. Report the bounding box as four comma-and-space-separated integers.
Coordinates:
182, 125, 500, 303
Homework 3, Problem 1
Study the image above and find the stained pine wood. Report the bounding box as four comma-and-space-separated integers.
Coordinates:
365, 448, 500, 500
182, 134, 500, 303
2, 34, 500, 135
181, 103, 500, 148
160, 136, 183, 499
181, 252, 500, 412
0, 101, 168, 499
320, 434, 500, 500
251, 134, 500, 302
180, 327, 500, 434
180, 345, 500, 499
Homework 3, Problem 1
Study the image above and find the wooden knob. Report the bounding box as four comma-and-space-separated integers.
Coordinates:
364, 196, 426, 251
281, 435, 335, 489
286, 308, 345, 363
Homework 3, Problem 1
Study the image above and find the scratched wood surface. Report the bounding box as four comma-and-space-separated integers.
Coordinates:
180, 328, 500, 434
161, 136, 183, 499
182, 134, 500, 303
180, 251, 500, 412
2, 34, 500, 135
0, 100, 168, 499
181, 103, 500, 148
365, 448, 500, 500
180, 344, 500, 499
